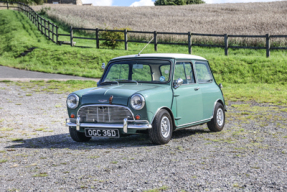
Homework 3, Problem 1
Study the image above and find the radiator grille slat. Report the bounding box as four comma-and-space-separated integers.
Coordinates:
78, 106, 134, 123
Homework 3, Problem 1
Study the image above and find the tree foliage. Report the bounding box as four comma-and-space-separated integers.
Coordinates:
9, 0, 44, 5
154, 0, 205, 5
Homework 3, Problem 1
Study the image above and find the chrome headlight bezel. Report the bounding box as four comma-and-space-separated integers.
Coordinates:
130, 94, 145, 110
67, 94, 79, 109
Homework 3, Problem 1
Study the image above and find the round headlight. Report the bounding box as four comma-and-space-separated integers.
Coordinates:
130, 94, 145, 110
67, 94, 79, 109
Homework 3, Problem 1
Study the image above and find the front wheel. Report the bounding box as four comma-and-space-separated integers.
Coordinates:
207, 102, 225, 132
69, 127, 91, 142
148, 109, 173, 145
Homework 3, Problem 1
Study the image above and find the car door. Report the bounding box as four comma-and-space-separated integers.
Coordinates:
172, 61, 203, 126
194, 60, 219, 120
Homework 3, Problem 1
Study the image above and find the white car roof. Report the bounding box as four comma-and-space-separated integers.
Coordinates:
111, 53, 207, 61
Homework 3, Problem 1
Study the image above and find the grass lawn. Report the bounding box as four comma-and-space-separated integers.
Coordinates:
0, 10, 287, 85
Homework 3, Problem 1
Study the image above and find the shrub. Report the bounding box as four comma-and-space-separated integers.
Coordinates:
101, 28, 131, 49
39, 7, 51, 15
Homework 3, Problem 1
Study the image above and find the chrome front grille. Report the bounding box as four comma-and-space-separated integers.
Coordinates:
78, 105, 134, 123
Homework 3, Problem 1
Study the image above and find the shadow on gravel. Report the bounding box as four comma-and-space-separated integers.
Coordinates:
173, 129, 210, 139
5, 128, 208, 149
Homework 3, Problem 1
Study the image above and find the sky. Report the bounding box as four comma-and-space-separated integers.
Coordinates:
81, 0, 286, 6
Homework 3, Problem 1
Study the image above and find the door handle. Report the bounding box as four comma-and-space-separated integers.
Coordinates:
194, 87, 200, 91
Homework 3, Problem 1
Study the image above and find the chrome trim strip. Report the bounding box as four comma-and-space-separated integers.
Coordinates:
66, 122, 152, 129
176, 117, 213, 128
77, 104, 135, 120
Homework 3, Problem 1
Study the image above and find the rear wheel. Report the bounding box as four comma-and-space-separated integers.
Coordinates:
207, 103, 225, 132
69, 127, 91, 142
148, 109, 173, 145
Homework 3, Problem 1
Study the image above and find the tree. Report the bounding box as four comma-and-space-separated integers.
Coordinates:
186, 0, 205, 4
154, 0, 205, 5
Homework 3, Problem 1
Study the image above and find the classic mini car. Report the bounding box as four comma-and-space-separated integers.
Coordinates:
66, 53, 226, 144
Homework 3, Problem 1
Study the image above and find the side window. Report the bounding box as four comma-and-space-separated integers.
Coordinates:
106, 64, 129, 81
174, 62, 186, 84
195, 62, 213, 83
184, 63, 195, 84
174, 62, 195, 84
132, 64, 152, 81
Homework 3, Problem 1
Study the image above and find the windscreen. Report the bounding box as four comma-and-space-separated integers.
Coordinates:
103, 60, 171, 83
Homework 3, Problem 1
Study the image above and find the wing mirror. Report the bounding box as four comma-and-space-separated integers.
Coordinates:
174, 78, 183, 89
219, 83, 223, 89
102, 63, 106, 70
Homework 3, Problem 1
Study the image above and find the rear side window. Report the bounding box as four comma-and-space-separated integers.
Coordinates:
195, 61, 213, 83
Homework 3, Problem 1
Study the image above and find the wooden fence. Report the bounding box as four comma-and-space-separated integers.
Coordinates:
1, 1, 287, 58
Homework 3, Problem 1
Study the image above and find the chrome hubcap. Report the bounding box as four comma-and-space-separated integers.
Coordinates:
217, 108, 224, 127
161, 116, 170, 138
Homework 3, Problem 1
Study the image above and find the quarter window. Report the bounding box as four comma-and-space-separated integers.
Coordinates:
195, 62, 213, 83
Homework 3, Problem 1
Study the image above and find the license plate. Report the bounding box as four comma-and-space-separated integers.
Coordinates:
85, 129, 120, 138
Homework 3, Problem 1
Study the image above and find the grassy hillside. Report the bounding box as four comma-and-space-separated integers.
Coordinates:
0, 10, 287, 84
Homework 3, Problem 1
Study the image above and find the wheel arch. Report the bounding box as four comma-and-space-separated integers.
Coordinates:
151, 107, 176, 130
213, 99, 224, 116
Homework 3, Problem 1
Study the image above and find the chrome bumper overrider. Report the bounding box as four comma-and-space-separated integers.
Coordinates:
66, 118, 152, 133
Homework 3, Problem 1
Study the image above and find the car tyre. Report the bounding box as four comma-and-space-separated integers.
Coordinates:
207, 102, 225, 132
148, 109, 173, 145
69, 127, 91, 142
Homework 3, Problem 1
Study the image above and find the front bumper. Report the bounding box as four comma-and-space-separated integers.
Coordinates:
66, 118, 152, 133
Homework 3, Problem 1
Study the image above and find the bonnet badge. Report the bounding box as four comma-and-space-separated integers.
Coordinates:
109, 95, 113, 104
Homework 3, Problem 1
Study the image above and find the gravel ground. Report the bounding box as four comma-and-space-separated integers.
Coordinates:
0, 82, 287, 192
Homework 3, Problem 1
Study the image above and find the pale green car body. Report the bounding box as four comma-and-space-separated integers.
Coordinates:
66, 54, 226, 137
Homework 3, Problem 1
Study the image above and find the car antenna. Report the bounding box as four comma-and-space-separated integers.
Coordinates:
138, 36, 154, 56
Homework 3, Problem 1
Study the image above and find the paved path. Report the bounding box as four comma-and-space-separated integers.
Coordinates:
0, 66, 100, 82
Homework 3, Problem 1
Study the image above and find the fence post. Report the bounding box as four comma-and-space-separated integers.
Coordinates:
70, 26, 73, 47
33, 12, 35, 25
52, 24, 54, 42
96, 28, 99, 49
224, 34, 228, 56
56, 26, 59, 44
40, 18, 43, 34
32, 11, 34, 24
124, 29, 128, 50
48, 21, 50, 40
37, 15, 39, 30
44, 20, 47, 37
6, 1, 8, 9
266, 34, 270, 58
188, 32, 191, 54
154, 31, 157, 51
